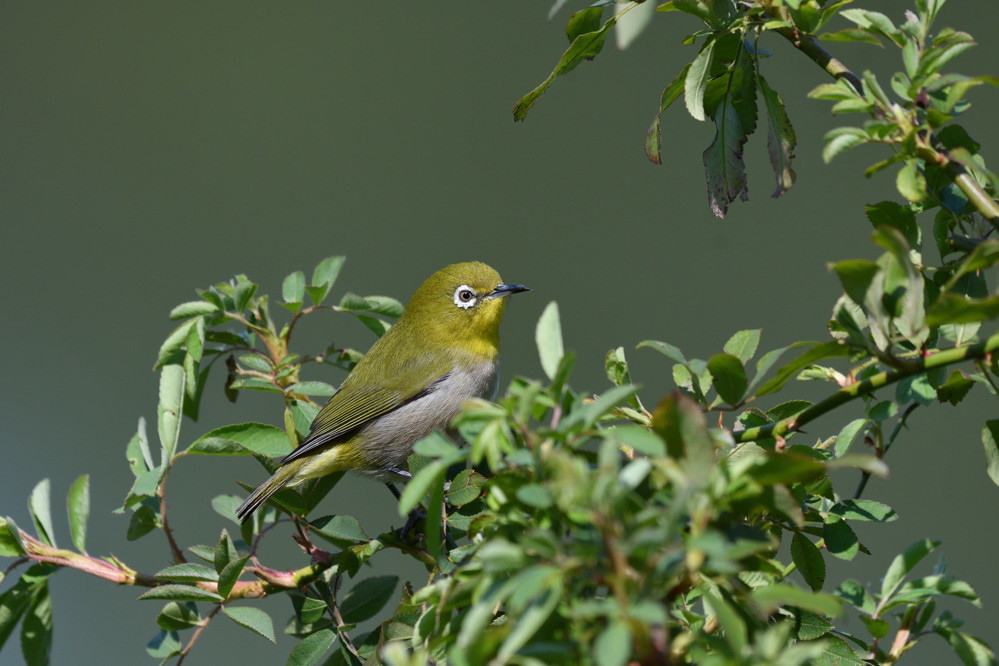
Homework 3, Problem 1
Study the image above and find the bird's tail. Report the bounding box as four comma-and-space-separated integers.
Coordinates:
236, 461, 302, 523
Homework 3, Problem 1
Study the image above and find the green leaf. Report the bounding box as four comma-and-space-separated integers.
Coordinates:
513, 12, 619, 121
927, 293, 999, 326
638, 339, 687, 364
685, 36, 717, 122
399, 461, 447, 515
217, 555, 249, 599
155, 563, 219, 583
287, 628, 336, 666
156, 319, 195, 368
834, 418, 867, 457
127, 504, 158, 541
137, 585, 224, 603
937, 370, 974, 406
28, 480, 55, 547
755, 341, 850, 397
751, 583, 842, 617
791, 532, 826, 591
823, 517, 860, 561
831, 259, 880, 307
287, 381, 337, 397
818, 28, 884, 46
822, 127, 867, 163
516, 484, 554, 509
758, 74, 797, 197
592, 619, 631, 666
309, 515, 368, 545
157, 602, 201, 631
536, 301, 564, 381
233, 278, 257, 313
815, 634, 864, 666
707, 353, 748, 404
859, 614, 890, 639
897, 159, 928, 202
829, 499, 898, 522
146, 630, 182, 660
646, 64, 690, 164
340, 576, 398, 624
224, 606, 276, 644
66, 474, 90, 553
21, 584, 52, 666
886, 575, 981, 609
125, 417, 154, 477
935, 626, 996, 666
282, 271, 306, 312
723, 329, 761, 364
158, 362, 185, 463
169, 300, 220, 320
982, 421, 999, 487
497, 581, 563, 660
792, 608, 833, 640
882, 539, 940, 601
0, 517, 26, 557
214, 528, 238, 575
703, 53, 757, 217
840, 8, 904, 46
187, 423, 294, 457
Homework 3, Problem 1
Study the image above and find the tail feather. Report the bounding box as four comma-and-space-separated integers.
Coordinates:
236, 463, 301, 523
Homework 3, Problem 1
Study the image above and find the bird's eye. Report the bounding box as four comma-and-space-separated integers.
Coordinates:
453, 285, 477, 309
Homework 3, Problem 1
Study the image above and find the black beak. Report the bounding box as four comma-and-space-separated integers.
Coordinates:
488, 283, 531, 299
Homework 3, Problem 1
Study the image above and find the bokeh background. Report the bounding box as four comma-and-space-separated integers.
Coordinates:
3, 2, 997, 663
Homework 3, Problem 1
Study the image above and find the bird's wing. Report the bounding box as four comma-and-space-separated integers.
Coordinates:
279, 369, 451, 464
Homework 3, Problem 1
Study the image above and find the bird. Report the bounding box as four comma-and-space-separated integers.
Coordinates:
235, 261, 529, 522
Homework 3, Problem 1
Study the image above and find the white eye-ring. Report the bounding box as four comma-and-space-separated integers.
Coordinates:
453, 285, 477, 309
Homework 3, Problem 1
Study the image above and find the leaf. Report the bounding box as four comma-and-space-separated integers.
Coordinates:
723, 329, 761, 364
156, 319, 195, 368
751, 584, 843, 617
146, 630, 182, 660
158, 362, 185, 463
815, 634, 864, 666
309, 515, 368, 546
310, 256, 346, 304
516, 484, 554, 509
187, 423, 294, 457
755, 341, 850, 397
707, 353, 748, 404
0, 517, 26, 557
703, 54, 758, 217
831, 259, 880, 306
592, 619, 631, 666
513, 12, 619, 121
823, 517, 860, 561
859, 614, 890, 639
155, 563, 219, 583
157, 602, 201, 631
137, 585, 224, 603
340, 577, 398, 624
834, 418, 867, 457
66, 474, 90, 553
646, 65, 690, 164
927, 293, 999, 326
217, 555, 249, 599
282, 271, 306, 310
882, 539, 940, 601
897, 159, 928, 202
28, 480, 55, 547
288, 629, 337, 666
536, 301, 565, 381
983, 421, 999, 488
497, 582, 563, 660
822, 127, 868, 163
224, 606, 276, 644
21, 584, 52, 666
935, 627, 996, 666
791, 532, 826, 591
758, 74, 797, 197
169, 300, 220, 320
127, 504, 158, 541
685, 36, 717, 122
829, 499, 898, 522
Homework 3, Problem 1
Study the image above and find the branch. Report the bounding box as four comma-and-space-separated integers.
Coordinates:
776, 29, 999, 225
733, 330, 999, 443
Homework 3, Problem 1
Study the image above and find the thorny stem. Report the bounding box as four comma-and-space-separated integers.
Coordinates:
158, 463, 186, 564
733, 331, 999, 443
177, 604, 222, 666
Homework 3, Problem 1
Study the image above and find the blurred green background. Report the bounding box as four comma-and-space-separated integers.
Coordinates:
3, 2, 997, 663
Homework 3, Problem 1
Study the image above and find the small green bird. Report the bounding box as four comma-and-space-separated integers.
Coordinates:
236, 262, 529, 522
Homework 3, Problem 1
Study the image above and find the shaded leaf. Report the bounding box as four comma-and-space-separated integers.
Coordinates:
758, 74, 797, 197
66, 474, 90, 553
340, 577, 398, 624
792, 532, 826, 591
137, 585, 224, 603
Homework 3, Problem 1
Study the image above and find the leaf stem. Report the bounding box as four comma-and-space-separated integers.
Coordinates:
733, 331, 999, 443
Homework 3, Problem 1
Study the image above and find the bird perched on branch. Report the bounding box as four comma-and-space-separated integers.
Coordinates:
236, 262, 529, 522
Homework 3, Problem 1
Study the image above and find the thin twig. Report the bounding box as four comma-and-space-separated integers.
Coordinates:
177, 603, 222, 665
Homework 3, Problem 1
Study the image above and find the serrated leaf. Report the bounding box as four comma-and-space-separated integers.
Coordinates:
340, 577, 398, 624
685, 36, 716, 122
823, 517, 860, 561
514, 12, 619, 121
157, 601, 201, 631
983, 421, 999, 487
829, 499, 898, 522
723, 329, 762, 364
28, 480, 55, 547
646, 64, 690, 164
882, 539, 940, 601
287, 628, 336, 666
755, 341, 850, 397
282, 271, 306, 308
224, 606, 276, 644
155, 563, 219, 583
21, 584, 52, 666
536, 301, 564, 381
834, 418, 867, 457
703, 54, 757, 217
792, 532, 826, 591
217, 555, 249, 599
169, 301, 220, 320
187, 423, 294, 457
309, 515, 368, 545
758, 74, 797, 197
138, 585, 224, 603
707, 353, 748, 404
66, 474, 90, 553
